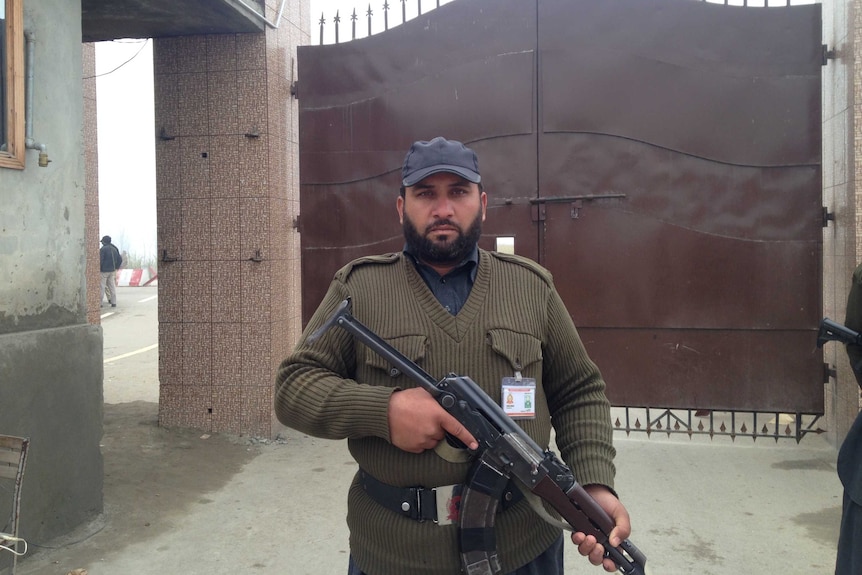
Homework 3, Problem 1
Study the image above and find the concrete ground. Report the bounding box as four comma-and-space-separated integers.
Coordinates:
10, 286, 845, 575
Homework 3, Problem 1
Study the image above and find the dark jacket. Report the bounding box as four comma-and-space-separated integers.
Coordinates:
837, 262, 862, 574
99, 243, 123, 273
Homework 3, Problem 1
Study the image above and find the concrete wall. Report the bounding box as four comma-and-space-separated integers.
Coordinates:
823, 0, 862, 446
84, 43, 102, 326
0, 0, 103, 549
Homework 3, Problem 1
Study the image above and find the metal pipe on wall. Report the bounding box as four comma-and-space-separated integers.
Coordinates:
234, 0, 287, 29
24, 31, 49, 167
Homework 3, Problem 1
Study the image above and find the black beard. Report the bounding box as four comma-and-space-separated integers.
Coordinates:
403, 212, 483, 267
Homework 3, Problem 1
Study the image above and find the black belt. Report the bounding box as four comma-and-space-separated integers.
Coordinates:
358, 469, 523, 525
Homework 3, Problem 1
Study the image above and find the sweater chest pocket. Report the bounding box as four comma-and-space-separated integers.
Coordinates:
363, 334, 427, 380
487, 329, 543, 374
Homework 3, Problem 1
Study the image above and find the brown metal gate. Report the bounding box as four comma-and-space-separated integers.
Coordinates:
297, 0, 823, 419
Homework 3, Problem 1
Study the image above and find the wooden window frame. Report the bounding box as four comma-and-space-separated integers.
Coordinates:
1, 0, 24, 170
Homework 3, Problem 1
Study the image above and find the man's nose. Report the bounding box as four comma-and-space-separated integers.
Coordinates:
431, 195, 454, 217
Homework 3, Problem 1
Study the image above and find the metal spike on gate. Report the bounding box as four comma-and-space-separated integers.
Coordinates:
401, 0, 407, 23
383, 2, 390, 30
318, 12, 325, 45
367, 4, 373, 36
351, 8, 358, 40
334, 11, 341, 44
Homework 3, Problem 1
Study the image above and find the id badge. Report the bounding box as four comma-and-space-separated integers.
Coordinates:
501, 375, 536, 419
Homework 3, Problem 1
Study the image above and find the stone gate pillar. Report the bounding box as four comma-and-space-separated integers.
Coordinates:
152, 2, 307, 437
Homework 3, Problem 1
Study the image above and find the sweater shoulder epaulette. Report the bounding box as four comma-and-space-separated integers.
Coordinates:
486, 250, 553, 285
334, 252, 401, 282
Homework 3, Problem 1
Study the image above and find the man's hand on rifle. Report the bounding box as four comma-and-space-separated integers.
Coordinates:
388, 387, 479, 453
571, 485, 633, 572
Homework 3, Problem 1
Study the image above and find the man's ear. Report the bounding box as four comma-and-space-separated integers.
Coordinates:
480, 191, 488, 221
396, 195, 405, 224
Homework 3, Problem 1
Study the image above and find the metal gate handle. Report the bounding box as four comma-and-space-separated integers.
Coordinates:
529, 193, 626, 219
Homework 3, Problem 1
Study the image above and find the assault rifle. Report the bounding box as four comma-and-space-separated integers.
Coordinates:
310, 299, 649, 575
816, 317, 862, 348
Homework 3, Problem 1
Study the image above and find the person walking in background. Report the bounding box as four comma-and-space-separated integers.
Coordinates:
837, 262, 862, 575
99, 235, 123, 308
275, 137, 631, 574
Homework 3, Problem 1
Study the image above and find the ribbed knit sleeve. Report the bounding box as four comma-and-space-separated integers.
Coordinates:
542, 287, 616, 489
274, 278, 396, 441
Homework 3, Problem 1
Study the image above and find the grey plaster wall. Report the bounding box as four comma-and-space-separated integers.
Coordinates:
0, 0, 104, 547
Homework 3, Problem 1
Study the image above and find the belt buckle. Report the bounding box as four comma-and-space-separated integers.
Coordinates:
402, 487, 424, 522
413, 487, 424, 523
433, 484, 462, 526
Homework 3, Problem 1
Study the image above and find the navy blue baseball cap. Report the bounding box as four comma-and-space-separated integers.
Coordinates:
401, 137, 481, 187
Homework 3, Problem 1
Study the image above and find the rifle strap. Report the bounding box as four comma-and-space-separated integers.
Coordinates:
520, 489, 571, 532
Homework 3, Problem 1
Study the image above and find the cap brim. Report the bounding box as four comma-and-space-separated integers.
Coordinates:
402, 165, 481, 187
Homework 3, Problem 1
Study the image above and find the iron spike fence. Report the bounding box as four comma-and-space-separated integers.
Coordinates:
316, 0, 445, 45
612, 407, 824, 443
317, 0, 805, 45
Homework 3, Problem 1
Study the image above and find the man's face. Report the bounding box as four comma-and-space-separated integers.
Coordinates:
397, 172, 487, 268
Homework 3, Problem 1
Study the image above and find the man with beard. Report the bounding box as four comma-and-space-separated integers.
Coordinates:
275, 137, 630, 575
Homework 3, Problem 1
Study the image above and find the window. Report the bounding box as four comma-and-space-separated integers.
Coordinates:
0, 0, 24, 169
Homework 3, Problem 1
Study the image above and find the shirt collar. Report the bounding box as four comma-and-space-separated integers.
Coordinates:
403, 244, 479, 278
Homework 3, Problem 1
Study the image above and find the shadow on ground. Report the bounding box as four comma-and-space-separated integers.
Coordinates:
19, 402, 260, 574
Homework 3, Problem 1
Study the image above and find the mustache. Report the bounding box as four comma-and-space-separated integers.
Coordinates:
426, 220, 459, 233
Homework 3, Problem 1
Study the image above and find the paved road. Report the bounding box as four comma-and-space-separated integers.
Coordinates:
101, 285, 159, 403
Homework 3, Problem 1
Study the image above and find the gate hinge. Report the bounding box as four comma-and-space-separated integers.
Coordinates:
824, 362, 837, 383
292, 215, 300, 232
290, 81, 299, 99
823, 206, 835, 227
822, 44, 836, 66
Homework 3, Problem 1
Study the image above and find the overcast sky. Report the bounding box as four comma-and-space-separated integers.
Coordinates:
94, 39, 156, 261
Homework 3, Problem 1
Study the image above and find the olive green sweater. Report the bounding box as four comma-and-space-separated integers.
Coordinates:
274, 249, 616, 574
